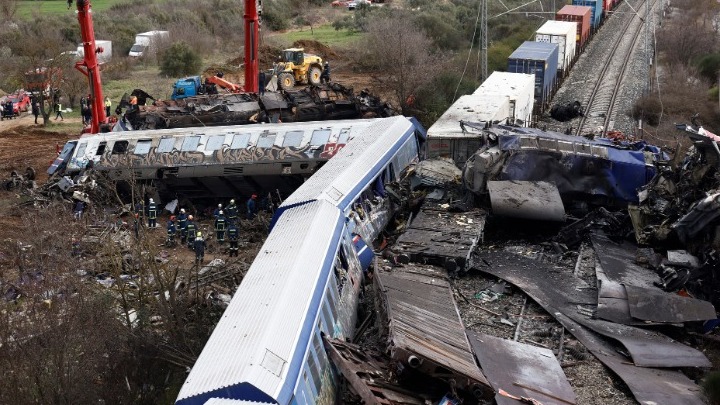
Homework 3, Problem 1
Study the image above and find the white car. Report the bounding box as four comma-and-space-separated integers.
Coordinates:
347, 0, 370, 10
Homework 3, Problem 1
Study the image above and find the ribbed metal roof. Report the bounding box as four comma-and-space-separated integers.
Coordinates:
474, 72, 534, 97
509, 41, 559, 61
280, 116, 417, 209
204, 399, 273, 405
176, 200, 343, 405
536, 20, 577, 36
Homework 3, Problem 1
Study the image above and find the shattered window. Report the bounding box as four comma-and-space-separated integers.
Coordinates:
310, 129, 331, 146
157, 138, 175, 153
337, 128, 351, 144
112, 141, 128, 154
181, 136, 201, 152
257, 134, 276, 148
282, 131, 304, 147
312, 333, 326, 390
134, 139, 152, 155
205, 135, 226, 151
96, 142, 106, 156
321, 304, 333, 333
231, 133, 251, 149
326, 286, 339, 320
306, 348, 322, 395
76, 142, 87, 157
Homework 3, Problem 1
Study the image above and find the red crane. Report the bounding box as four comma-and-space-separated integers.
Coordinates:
75, 0, 260, 133
75, 0, 107, 134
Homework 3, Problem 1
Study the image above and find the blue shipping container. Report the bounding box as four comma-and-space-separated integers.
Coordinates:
507, 41, 559, 108
572, 0, 602, 29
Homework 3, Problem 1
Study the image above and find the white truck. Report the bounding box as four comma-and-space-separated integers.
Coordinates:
75, 40, 113, 64
128, 30, 169, 57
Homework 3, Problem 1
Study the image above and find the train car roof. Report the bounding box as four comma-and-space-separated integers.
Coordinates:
279, 116, 419, 211
428, 94, 510, 139
78, 118, 382, 142
176, 200, 343, 405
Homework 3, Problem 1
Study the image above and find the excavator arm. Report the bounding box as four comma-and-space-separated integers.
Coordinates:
206, 76, 242, 93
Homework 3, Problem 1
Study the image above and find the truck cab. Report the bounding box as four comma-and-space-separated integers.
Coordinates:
171, 76, 203, 100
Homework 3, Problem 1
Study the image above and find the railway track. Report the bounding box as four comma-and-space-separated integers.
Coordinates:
576, 0, 658, 136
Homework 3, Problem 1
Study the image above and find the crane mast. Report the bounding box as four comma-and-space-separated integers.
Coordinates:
243, 0, 259, 93
75, 0, 107, 134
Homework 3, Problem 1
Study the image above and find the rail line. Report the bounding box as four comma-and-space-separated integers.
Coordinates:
576, 0, 657, 137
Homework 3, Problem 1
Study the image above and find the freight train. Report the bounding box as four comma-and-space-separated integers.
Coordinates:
174, 116, 426, 405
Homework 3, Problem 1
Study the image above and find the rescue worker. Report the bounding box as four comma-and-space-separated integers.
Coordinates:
186, 215, 197, 249
54, 101, 63, 121
104, 96, 112, 117
73, 199, 85, 220
178, 208, 188, 244
166, 215, 176, 246
246, 194, 258, 220
215, 210, 227, 245
321, 61, 331, 84
147, 198, 158, 228
194, 231, 206, 263
213, 203, 223, 219
31, 100, 39, 124
133, 213, 140, 239
227, 223, 239, 257
226, 199, 238, 225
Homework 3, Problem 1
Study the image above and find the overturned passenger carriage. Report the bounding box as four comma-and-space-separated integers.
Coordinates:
50, 118, 392, 200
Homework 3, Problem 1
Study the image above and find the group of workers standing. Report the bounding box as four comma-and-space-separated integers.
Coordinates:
137, 195, 260, 264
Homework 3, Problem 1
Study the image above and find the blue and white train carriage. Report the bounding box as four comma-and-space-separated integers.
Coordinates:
176, 116, 426, 405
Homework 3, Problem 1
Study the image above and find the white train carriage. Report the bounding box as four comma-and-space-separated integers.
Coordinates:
175, 200, 364, 405
271, 116, 426, 267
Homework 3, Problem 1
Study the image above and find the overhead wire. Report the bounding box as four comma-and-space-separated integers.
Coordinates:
452, 0, 483, 103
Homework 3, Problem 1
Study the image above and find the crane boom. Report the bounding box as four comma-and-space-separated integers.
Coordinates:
75, 0, 107, 134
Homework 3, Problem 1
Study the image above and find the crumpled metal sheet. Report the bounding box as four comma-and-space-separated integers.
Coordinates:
468, 332, 576, 405
673, 192, 720, 242
472, 251, 706, 404
487, 180, 565, 221
625, 284, 717, 324
590, 233, 660, 287
413, 157, 462, 187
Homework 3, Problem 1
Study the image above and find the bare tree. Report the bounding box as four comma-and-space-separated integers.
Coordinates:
0, 0, 17, 22
362, 12, 444, 114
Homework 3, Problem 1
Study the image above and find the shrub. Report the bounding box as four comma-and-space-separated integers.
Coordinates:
631, 95, 662, 126
159, 42, 202, 77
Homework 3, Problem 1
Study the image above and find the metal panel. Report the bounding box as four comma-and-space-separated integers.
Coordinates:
375, 264, 492, 397
556, 5, 592, 48
487, 181, 565, 221
468, 332, 576, 405
571, 0, 602, 28
474, 72, 535, 127
176, 200, 343, 405
507, 41, 559, 107
590, 233, 661, 287
625, 284, 717, 323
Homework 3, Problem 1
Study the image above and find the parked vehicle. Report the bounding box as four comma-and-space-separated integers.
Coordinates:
348, 0, 371, 9
276, 48, 324, 90
1, 98, 17, 120
128, 31, 169, 57
170, 75, 242, 100
76, 40, 113, 64
331, 0, 350, 6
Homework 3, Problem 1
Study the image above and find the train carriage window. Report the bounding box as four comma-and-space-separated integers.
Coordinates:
112, 141, 128, 154
282, 130, 304, 147
306, 349, 322, 395
326, 285, 339, 320
337, 128, 351, 144
76, 142, 87, 157
181, 136, 201, 152
230, 133, 251, 149
157, 138, 175, 153
310, 129, 331, 146
96, 142, 106, 156
206, 135, 226, 151
134, 139, 152, 155
321, 304, 333, 333
257, 134, 276, 148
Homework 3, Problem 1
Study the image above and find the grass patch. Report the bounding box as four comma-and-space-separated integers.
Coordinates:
102, 66, 176, 101
16, 0, 125, 19
272, 25, 364, 48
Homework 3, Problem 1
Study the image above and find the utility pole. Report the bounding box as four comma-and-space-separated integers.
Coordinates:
645, 0, 650, 94
480, 0, 488, 82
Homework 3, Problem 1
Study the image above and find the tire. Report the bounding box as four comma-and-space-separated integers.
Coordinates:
308, 66, 322, 86
279, 72, 296, 90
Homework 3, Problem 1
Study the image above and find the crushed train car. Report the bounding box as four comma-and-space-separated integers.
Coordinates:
116, 83, 394, 131
462, 123, 665, 207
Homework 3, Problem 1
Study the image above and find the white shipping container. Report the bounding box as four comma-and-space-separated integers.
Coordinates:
76, 40, 113, 64
473, 71, 535, 127
427, 94, 510, 163
535, 20, 577, 73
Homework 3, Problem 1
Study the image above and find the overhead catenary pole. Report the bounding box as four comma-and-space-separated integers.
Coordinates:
480, 0, 488, 82
75, 0, 107, 134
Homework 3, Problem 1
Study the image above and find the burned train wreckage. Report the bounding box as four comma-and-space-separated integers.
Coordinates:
115, 83, 394, 131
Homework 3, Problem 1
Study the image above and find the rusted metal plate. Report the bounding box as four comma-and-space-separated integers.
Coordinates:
590, 233, 660, 287
394, 205, 486, 271
375, 264, 492, 397
468, 332, 576, 405
487, 181, 565, 221
473, 251, 706, 405
322, 337, 426, 405
625, 284, 717, 323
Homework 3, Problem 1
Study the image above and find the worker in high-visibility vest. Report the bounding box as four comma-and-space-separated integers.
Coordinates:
104, 96, 112, 117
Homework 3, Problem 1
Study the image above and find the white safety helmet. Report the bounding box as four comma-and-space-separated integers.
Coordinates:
218, 204, 222, 208
180, 208, 185, 213
196, 231, 202, 237
149, 198, 154, 203
230, 199, 235, 204
219, 210, 224, 215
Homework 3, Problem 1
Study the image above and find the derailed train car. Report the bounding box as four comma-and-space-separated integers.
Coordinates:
49, 119, 385, 200
175, 116, 426, 405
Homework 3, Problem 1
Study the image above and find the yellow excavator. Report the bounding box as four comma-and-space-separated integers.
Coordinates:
275, 48, 323, 90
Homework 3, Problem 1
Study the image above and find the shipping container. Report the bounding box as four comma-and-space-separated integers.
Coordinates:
603, 0, 613, 16
507, 41, 559, 110
556, 5, 592, 50
426, 94, 511, 164
572, 0, 602, 29
473, 72, 535, 127
535, 20, 578, 75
